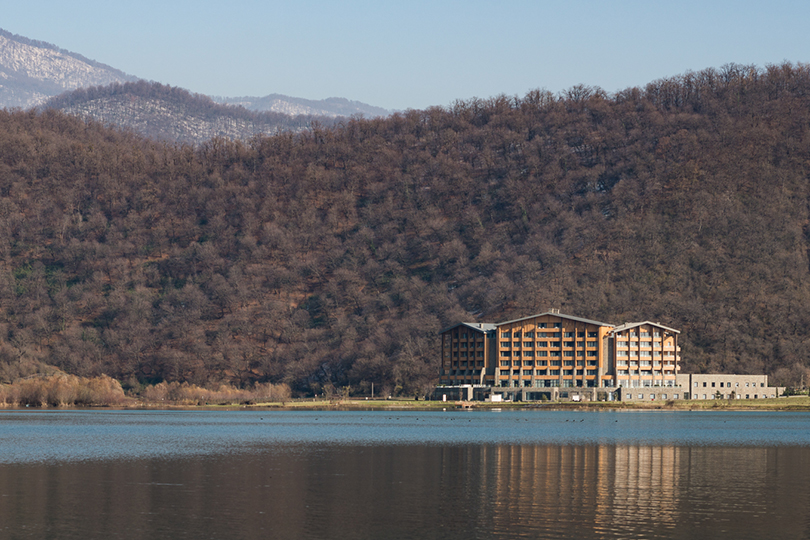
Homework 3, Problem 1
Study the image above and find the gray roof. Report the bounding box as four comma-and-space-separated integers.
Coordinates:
439, 322, 498, 334
611, 321, 680, 334
496, 311, 614, 328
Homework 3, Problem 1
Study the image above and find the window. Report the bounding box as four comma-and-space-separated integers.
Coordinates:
564, 351, 574, 357
641, 332, 650, 338
537, 360, 547, 366
537, 323, 547, 328
588, 332, 597, 338
514, 331, 521, 338
640, 360, 651, 366
523, 361, 533, 366
587, 370, 597, 375
501, 342, 510, 347
524, 342, 533, 348
525, 332, 534, 338
564, 332, 574, 338
563, 370, 573, 376
576, 341, 584, 348
587, 351, 597, 357
500, 351, 510, 357
524, 351, 534, 357
703, 382, 707, 387
551, 341, 562, 348
537, 351, 548, 357
617, 350, 628, 357
564, 341, 574, 348
576, 351, 584, 357
477, 352, 484, 357
549, 352, 561, 357
711, 382, 716, 387
537, 332, 548, 338
553, 323, 562, 328
550, 360, 561, 366
500, 361, 509, 367
587, 341, 597, 348
501, 332, 511, 338
552, 333, 561, 338
537, 341, 548, 347
577, 332, 585, 337
563, 360, 574, 366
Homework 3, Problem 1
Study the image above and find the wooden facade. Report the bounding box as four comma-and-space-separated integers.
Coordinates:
440, 312, 681, 389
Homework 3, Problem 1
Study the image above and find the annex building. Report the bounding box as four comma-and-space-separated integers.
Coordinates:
440, 310, 680, 390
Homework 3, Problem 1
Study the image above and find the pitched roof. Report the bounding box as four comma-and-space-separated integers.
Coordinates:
439, 322, 498, 334
496, 311, 614, 328
611, 321, 680, 334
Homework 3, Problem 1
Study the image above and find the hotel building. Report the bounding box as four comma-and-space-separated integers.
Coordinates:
440, 310, 680, 389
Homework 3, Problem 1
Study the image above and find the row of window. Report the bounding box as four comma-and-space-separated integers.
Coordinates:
500, 360, 598, 367
618, 360, 665, 366
617, 370, 672, 376
617, 350, 676, 357
501, 340, 598, 348
502, 369, 600, 377
695, 381, 765, 388
501, 350, 599, 357
617, 331, 662, 338
616, 341, 673, 348
503, 328, 599, 337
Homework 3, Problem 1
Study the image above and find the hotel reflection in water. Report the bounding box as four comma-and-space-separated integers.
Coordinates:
437, 444, 788, 538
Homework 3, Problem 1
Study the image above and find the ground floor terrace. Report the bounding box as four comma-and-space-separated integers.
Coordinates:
433, 381, 784, 403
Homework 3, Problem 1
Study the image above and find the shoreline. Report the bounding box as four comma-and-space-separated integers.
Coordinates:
3, 395, 810, 412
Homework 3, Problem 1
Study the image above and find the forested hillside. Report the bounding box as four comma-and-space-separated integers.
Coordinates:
2, 62, 810, 395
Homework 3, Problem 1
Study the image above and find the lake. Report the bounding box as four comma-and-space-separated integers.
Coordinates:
1, 409, 809, 539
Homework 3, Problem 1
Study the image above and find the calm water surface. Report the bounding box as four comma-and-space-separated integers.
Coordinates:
1, 410, 809, 539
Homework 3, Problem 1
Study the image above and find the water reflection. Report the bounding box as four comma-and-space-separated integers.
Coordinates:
2, 443, 809, 539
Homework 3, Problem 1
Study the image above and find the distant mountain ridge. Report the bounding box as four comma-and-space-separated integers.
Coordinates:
0, 28, 136, 108
215, 94, 390, 118
0, 28, 389, 142
43, 81, 335, 145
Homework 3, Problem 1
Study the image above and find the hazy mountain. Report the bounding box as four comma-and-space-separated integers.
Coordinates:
214, 94, 390, 118
42, 81, 335, 145
0, 28, 136, 109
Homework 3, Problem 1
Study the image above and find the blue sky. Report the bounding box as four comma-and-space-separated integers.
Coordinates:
3, 0, 809, 111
